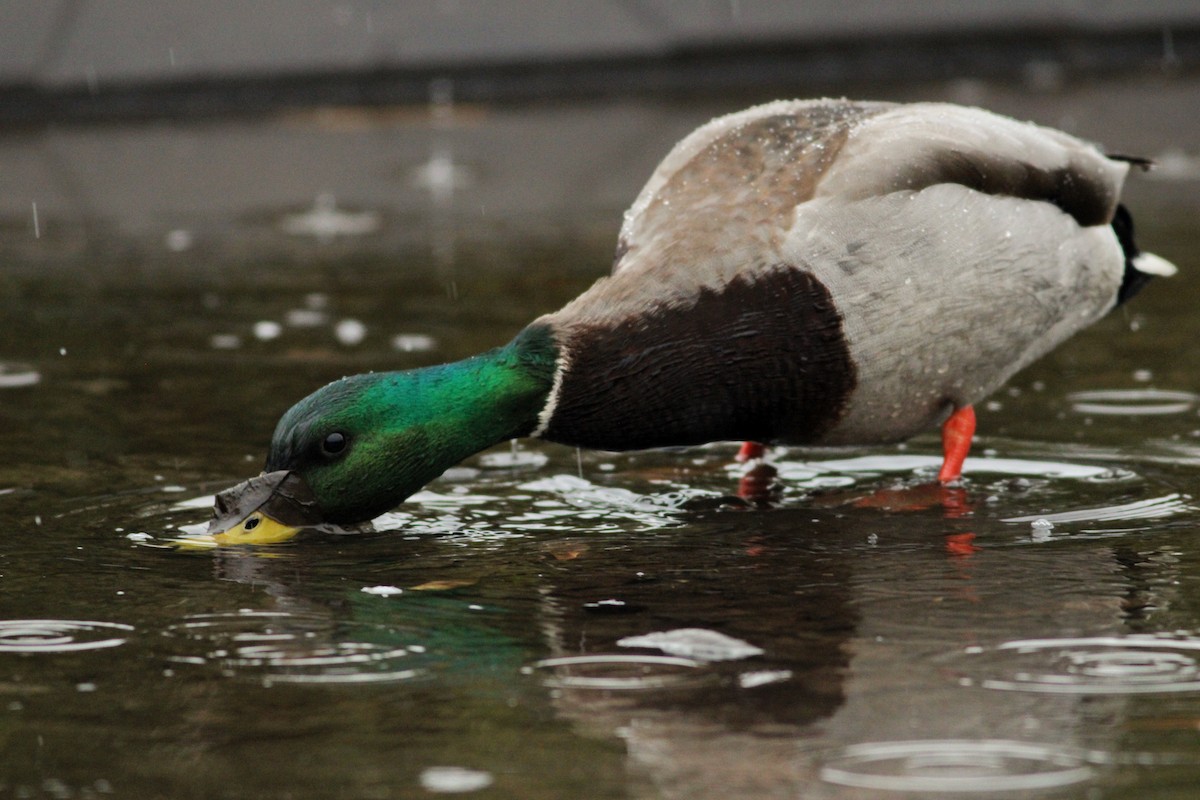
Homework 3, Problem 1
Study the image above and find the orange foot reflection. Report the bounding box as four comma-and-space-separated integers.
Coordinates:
944, 531, 980, 557
850, 483, 972, 519
736, 462, 778, 504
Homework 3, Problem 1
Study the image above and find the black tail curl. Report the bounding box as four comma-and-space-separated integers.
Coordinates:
1112, 204, 1152, 306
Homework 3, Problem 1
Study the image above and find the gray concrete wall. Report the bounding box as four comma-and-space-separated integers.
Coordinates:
3, 1, 1199, 89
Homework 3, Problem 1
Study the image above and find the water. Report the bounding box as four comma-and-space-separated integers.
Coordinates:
2, 84, 1200, 798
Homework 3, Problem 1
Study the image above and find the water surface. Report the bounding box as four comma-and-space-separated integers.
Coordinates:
2, 85, 1200, 798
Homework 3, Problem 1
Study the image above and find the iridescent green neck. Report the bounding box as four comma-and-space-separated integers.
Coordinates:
369, 323, 558, 448
267, 325, 558, 521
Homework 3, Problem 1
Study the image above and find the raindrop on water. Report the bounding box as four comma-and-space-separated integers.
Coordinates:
392, 333, 436, 352
165, 229, 192, 252
285, 308, 328, 328
209, 334, 241, 350
334, 318, 367, 346
419, 766, 493, 794
360, 585, 403, 597
252, 321, 282, 341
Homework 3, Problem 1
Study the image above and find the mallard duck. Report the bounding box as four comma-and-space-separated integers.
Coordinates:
209, 98, 1176, 543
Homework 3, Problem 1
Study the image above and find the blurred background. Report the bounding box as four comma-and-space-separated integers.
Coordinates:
3, 0, 1199, 270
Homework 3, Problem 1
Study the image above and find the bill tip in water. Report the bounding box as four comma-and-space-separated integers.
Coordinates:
206, 470, 322, 545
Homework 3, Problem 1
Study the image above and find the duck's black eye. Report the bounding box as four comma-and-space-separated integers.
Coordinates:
320, 432, 348, 457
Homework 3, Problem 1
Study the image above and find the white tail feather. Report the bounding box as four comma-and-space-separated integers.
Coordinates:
1133, 252, 1178, 277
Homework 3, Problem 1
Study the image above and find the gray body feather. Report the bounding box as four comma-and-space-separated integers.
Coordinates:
532, 99, 1162, 449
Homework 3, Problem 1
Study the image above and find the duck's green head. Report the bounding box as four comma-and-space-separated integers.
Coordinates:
263, 371, 450, 524
207, 329, 557, 544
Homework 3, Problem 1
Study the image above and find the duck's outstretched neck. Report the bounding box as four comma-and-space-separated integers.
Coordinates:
369, 323, 560, 470
438, 324, 559, 447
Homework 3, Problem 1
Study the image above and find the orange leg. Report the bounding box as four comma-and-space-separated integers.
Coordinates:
937, 405, 976, 484
736, 441, 766, 463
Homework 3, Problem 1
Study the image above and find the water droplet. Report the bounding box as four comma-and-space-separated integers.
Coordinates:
478, 450, 548, 469
411, 147, 472, 207
334, 318, 367, 346
165, 229, 193, 252
419, 766, 494, 794
360, 585, 403, 597
392, 333, 436, 352
285, 308, 328, 328
209, 334, 241, 350
739, 669, 792, 688
281, 194, 379, 242
252, 321, 282, 341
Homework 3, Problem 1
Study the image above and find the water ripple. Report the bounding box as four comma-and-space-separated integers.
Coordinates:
376, 475, 710, 536
0, 620, 133, 653
772, 454, 1111, 483
0, 363, 40, 389
1004, 493, 1192, 525
953, 635, 1200, 695
819, 740, 1094, 792
1068, 389, 1198, 416
528, 654, 713, 691
163, 610, 421, 684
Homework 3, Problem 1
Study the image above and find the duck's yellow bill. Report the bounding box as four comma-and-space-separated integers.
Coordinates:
211, 511, 303, 545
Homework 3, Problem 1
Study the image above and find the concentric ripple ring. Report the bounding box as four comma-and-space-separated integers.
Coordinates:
0, 620, 134, 653
531, 654, 711, 690
820, 740, 1094, 792
163, 610, 421, 684
957, 636, 1200, 695
1068, 389, 1197, 416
